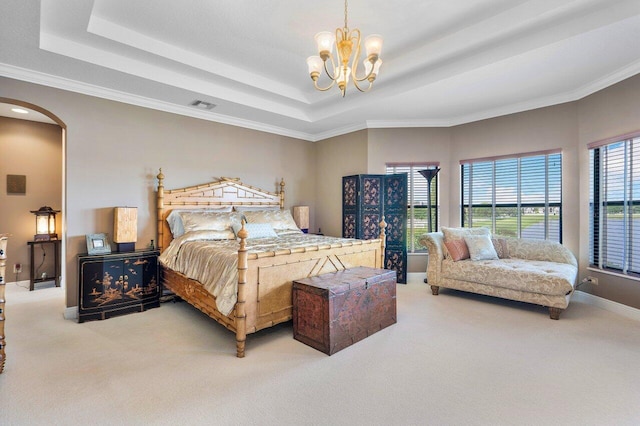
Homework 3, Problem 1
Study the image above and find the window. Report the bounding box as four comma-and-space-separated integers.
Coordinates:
461, 150, 562, 242
386, 163, 439, 253
589, 133, 640, 277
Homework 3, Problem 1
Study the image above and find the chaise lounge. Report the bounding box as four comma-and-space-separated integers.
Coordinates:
420, 228, 578, 319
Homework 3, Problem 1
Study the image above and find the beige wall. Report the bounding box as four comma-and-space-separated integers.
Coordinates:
577, 74, 640, 308
450, 103, 580, 256
1, 77, 315, 308
0, 116, 62, 283
314, 130, 368, 237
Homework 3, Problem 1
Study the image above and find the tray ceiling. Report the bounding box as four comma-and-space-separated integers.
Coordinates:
2, 0, 640, 140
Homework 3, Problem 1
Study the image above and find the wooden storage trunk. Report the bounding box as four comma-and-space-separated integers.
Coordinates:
293, 267, 397, 355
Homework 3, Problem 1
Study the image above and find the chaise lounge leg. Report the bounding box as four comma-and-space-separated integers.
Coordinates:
430, 285, 439, 295
549, 307, 562, 320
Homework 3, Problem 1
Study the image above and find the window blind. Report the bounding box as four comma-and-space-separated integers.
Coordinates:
590, 136, 640, 276
461, 151, 562, 242
386, 163, 439, 253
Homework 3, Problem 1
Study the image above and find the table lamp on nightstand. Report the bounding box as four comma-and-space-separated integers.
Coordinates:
113, 207, 137, 252
293, 206, 310, 233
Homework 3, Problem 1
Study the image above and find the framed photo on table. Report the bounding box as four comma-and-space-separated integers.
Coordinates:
86, 233, 111, 255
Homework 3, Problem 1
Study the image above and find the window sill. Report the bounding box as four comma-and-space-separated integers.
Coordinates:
587, 266, 640, 282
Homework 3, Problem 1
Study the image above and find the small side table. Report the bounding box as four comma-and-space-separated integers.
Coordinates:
28, 240, 61, 291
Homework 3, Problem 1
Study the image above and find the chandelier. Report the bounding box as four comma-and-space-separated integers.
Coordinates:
306, 0, 383, 97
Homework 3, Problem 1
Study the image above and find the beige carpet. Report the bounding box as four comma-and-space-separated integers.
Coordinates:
1, 274, 639, 425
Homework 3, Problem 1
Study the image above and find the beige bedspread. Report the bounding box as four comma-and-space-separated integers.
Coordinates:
159, 230, 367, 315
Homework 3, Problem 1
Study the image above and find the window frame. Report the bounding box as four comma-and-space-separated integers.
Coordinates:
460, 149, 562, 242
589, 131, 640, 278
386, 162, 439, 253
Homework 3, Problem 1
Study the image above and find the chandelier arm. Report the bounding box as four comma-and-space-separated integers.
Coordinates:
323, 53, 338, 81
353, 78, 374, 93
314, 79, 337, 92
353, 60, 377, 82
349, 28, 374, 82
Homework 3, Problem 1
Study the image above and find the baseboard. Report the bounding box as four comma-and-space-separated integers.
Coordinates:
6, 279, 31, 288
573, 290, 640, 321
64, 306, 78, 321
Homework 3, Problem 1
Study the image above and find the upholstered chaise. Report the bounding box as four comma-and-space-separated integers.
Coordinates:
420, 231, 578, 319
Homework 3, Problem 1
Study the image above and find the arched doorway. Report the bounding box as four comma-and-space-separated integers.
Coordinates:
0, 97, 67, 309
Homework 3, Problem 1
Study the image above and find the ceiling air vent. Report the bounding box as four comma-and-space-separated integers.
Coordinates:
190, 100, 216, 110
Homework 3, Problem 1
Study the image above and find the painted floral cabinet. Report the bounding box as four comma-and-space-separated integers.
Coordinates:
78, 249, 160, 322
342, 174, 407, 283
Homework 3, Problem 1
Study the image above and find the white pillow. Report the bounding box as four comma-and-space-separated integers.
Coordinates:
232, 222, 278, 239
464, 234, 499, 261
166, 207, 232, 237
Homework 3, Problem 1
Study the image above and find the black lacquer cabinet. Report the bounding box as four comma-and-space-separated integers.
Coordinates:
78, 249, 160, 322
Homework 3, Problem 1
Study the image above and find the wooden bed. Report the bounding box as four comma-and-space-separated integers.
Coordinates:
156, 170, 385, 357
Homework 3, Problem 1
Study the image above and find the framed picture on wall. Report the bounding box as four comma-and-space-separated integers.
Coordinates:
86, 233, 111, 255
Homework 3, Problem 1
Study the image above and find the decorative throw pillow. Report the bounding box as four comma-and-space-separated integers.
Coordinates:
232, 222, 278, 239
444, 239, 470, 261
179, 211, 243, 236
441, 226, 491, 259
166, 207, 233, 237
492, 237, 509, 259
465, 234, 499, 261
242, 209, 300, 233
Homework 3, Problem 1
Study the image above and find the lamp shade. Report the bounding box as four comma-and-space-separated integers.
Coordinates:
293, 206, 310, 233
364, 34, 383, 57
114, 207, 137, 251
30, 206, 59, 241
314, 31, 335, 56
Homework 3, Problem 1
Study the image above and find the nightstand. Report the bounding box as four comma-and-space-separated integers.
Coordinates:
77, 249, 160, 322
28, 240, 61, 291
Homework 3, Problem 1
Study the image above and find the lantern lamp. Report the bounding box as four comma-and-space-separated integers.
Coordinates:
30, 206, 60, 241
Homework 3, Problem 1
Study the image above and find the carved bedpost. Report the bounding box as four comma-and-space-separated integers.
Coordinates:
279, 178, 285, 210
379, 216, 387, 269
157, 168, 165, 252
235, 220, 249, 358
0, 234, 8, 374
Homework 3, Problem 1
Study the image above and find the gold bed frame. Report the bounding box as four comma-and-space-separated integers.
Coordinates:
156, 170, 385, 357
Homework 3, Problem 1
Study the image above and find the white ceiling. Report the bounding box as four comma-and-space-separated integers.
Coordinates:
1, 0, 640, 141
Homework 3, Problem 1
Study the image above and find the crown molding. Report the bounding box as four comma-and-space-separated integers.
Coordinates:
0, 63, 316, 142
3, 59, 639, 143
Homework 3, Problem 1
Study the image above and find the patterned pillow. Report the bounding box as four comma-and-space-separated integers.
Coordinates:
166, 207, 233, 237
441, 226, 491, 259
178, 211, 243, 239
444, 239, 470, 261
492, 237, 509, 259
242, 209, 300, 232
465, 234, 499, 261
232, 222, 278, 239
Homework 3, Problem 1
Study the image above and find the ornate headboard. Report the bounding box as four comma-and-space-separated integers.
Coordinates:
156, 169, 285, 252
